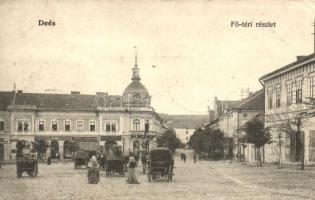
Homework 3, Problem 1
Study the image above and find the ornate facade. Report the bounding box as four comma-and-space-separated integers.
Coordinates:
0, 56, 165, 161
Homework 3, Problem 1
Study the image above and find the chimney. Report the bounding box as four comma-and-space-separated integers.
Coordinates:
71, 91, 80, 95
17, 90, 23, 94
296, 56, 306, 61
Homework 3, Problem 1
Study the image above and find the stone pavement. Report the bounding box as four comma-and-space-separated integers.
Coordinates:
0, 152, 314, 200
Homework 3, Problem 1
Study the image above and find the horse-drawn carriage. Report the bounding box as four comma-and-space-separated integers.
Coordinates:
147, 148, 174, 182
16, 140, 38, 178
105, 146, 125, 176
74, 151, 88, 169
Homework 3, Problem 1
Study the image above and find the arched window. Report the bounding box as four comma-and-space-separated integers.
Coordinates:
111, 123, 116, 132
18, 122, 23, 132
0, 121, 4, 131
133, 119, 140, 131
106, 123, 111, 132
24, 122, 29, 131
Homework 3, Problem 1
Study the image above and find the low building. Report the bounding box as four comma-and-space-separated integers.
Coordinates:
208, 90, 265, 162
160, 114, 208, 145
0, 57, 165, 161
260, 53, 315, 165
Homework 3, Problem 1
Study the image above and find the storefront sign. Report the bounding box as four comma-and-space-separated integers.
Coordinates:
100, 136, 121, 141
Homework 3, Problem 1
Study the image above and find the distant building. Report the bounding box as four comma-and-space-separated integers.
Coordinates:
161, 114, 208, 145
0, 55, 165, 161
208, 90, 265, 162
260, 53, 315, 165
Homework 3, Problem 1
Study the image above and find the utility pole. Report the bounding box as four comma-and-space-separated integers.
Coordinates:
312, 18, 315, 53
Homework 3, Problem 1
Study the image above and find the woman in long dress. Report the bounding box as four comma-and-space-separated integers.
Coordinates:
127, 157, 139, 184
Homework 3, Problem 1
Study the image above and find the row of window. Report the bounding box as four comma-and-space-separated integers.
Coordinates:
12, 118, 150, 132
267, 79, 307, 109
16, 121, 118, 132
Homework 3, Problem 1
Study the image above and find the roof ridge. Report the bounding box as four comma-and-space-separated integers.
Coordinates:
232, 89, 263, 109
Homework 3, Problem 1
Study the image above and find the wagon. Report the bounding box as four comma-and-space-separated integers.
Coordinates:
147, 148, 174, 182
16, 140, 38, 178
74, 151, 88, 169
105, 146, 125, 176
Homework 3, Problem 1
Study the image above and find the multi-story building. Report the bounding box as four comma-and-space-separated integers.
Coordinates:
0, 57, 165, 161
208, 90, 264, 162
260, 53, 315, 165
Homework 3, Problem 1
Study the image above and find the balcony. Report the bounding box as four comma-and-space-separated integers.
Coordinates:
129, 130, 159, 136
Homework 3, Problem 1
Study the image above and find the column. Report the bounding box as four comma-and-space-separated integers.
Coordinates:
46, 140, 51, 159
59, 140, 64, 160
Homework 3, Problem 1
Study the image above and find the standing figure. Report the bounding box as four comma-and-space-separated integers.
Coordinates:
47, 155, 51, 165
88, 156, 99, 184
193, 153, 197, 163
127, 157, 139, 184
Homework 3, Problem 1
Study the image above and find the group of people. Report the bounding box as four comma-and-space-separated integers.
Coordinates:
180, 152, 197, 163
87, 155, 139, 184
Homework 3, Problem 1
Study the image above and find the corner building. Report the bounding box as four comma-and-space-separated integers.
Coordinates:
0, 59, 165, 161
260, 54, 315, 165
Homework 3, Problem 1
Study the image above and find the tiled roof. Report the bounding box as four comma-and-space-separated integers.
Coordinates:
159, 114, 209, 129
231, 89, 264, 111
260, 53, 315, 82
0, 91, 14, 111
215, 100, 240, 116
0, 91, 125, 111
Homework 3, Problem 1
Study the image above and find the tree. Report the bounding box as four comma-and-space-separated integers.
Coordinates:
32, 138, 49, 159
157, 129, 182, 152
188, 127, 226, 160
243, 117, 272, 166
266, 104, 311, 170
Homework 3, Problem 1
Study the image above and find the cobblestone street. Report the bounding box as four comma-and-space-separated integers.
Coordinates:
0, 151, 314, 200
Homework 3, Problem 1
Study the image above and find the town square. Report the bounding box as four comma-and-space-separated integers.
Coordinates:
1, 0, 315, 199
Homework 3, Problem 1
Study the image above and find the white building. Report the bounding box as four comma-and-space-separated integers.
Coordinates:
0, 56, 165, 161
260, 53, 315, 165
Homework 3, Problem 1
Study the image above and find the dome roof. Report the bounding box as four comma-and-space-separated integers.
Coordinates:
123, 81, 149, 97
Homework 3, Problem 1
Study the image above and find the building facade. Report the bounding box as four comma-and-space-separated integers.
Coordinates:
209, 90, 265, 162
0, 58, 165, 161
260, 53, 315, 165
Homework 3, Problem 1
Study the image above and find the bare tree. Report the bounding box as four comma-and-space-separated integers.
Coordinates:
266, 104, 312, 170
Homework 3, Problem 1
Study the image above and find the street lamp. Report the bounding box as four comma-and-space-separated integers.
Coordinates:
144, 120, 150, 152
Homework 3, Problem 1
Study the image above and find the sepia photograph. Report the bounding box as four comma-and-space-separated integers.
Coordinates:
0, 0, 315, 199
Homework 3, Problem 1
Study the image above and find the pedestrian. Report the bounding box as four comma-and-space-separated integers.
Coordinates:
193, 153, 197, 163
47, 155, 51, 165
127, 157, 139, 184
88, 156, 99, 184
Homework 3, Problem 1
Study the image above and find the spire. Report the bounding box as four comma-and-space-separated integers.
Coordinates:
135, 46, 138, 68
132, 46, 140, 82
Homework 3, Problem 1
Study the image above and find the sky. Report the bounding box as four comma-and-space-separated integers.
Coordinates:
0, 0, 315, 115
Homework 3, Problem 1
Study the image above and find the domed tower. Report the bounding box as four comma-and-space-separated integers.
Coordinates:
123, 49, 151, 107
